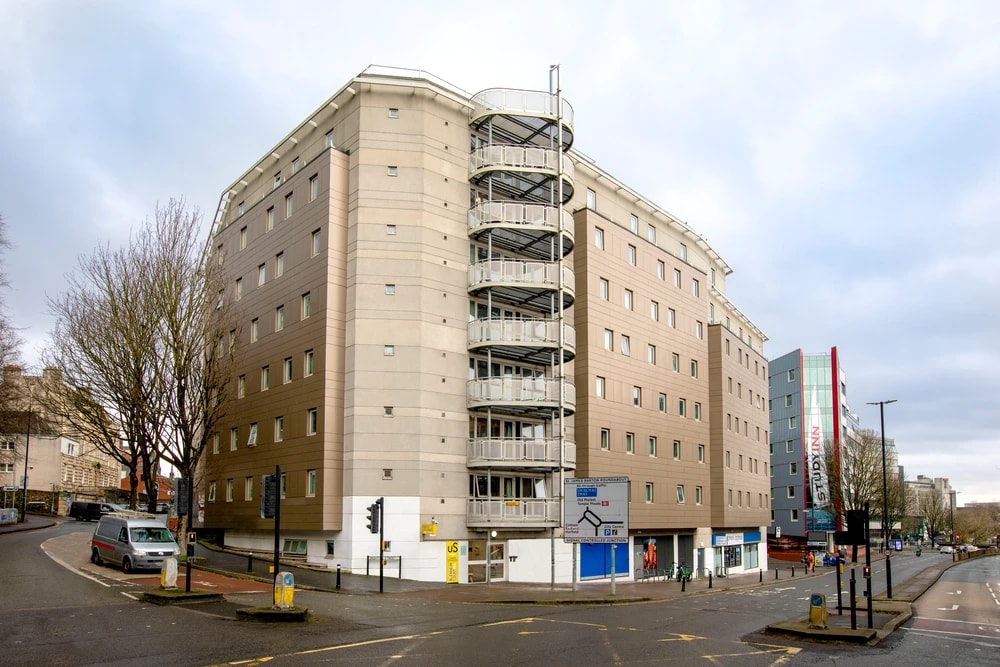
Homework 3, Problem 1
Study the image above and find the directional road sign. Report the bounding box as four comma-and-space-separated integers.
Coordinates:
563, 477, 629, 543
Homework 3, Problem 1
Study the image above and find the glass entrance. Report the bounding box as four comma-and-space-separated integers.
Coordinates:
468, 538, 505, 583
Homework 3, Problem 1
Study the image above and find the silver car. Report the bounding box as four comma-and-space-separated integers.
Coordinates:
90, 515, 180, 573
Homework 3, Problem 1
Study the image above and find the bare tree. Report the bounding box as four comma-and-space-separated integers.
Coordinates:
0, 214, 25, 429
917, 488, 949, 546
955, 504, 1000, 547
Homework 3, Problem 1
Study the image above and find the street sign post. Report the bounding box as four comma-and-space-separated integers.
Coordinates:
563, 477, 629, 595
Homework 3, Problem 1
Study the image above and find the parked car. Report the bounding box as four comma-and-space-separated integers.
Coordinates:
939, 545, 955, 554
68, 501, 123, 522
90, 515, 180, 573
155, 502, 170, 514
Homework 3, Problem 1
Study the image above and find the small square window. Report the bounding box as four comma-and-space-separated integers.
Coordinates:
385, 284, 396, 295
388, 107, 399, 118
387, 166, 398, 176
386, 224, 397, 235
384, 406, 394, 417
382, 468, 393, 480
384, 345, 395, 356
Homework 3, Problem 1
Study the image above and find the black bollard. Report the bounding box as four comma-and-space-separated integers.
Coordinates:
850, 569, 857, 630
681, 574, 686, 592
336, 564, 342, 590
792, 566, 795, 577
775, 568, 779, 580
759, 569, 763, 583
708, 572, 712, 589
247, 552, 253, 573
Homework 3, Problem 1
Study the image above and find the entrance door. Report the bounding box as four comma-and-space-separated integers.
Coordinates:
467, 539, 506, 583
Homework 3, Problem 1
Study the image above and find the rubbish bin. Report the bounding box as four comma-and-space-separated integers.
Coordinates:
809, 593, 828, 629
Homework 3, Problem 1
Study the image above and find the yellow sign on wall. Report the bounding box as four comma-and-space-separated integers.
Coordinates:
446, 541, 460, 584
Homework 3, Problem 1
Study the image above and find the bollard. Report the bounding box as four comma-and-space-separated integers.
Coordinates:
760, 570, 763, 583
248, 552, 254, 573
792, 566, 795, 577
336, 564, 342, 590
708, 572, 712, 589
775, 568, 779, 580
849, 569, 857, 630
681, 574, 686, 592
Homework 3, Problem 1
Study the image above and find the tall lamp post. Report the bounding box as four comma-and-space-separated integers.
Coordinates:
949, 489, 957, 544
867, 400, 897, 554
19, 387, 34, 524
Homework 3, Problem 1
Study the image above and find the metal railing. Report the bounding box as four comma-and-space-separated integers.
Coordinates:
468, 317, 575, 351
467, 436, 576, 468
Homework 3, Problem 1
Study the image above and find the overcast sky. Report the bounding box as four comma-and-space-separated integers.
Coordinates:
2, 1, 997, 504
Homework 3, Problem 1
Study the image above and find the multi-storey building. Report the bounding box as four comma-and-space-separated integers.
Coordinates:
768, 347, 859, 541
204, 66, 769, 583
1, 366, 122, 515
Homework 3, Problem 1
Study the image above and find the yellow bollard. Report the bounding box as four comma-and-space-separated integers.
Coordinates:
273, 571, 295, 609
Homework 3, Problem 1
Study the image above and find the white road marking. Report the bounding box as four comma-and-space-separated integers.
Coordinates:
41, 542, 111, 588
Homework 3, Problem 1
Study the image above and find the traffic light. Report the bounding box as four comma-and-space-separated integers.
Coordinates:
863, 565, 871, 579
366, 502, 380, 534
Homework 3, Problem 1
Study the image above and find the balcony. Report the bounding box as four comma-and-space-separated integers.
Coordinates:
468, 317, 575, 364
467, 376, 576, 417
467, 497, 561, 529
468, 259, 575, 310
470, 88, 574, 150
469, 201, 574, 260
467, 436, 577, 470
469, 145, 574, 203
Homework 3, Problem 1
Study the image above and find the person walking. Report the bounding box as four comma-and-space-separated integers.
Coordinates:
806, 551, 815, 573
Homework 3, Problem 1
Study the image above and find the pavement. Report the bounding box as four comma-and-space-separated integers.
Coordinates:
3, 514, 968, 644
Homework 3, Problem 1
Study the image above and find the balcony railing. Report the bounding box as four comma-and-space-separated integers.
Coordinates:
468, 259, 575, 295
467, 376, 576, 412
471, 88, 575, 127
468, 317, 576, 351
470, 145, 575, 181
467, 436, 576, 469
466, 497, 561, 528
469, 201, 573, 242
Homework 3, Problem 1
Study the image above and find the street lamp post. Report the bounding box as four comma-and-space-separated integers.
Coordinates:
949, 489, 957, 544
19, 389, 34, 523
868, 399, 896, 599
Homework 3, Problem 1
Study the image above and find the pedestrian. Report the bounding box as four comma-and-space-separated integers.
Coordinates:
806, 551, 815, 573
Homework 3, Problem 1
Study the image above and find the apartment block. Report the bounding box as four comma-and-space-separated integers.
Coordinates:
204, 66, 769, 583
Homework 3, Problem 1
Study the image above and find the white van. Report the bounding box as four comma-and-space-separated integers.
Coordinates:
90, 515, 180, 573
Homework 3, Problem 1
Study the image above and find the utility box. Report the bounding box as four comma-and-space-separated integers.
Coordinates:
274, 571, 295, 609
809, 593, 828, 629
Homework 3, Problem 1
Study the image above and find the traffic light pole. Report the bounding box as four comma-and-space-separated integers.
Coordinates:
378, 498, 384, 593
273, 464, 281, 597
865, 501, 873, 629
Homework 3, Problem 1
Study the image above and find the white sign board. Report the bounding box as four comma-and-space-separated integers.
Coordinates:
563, 477, 629, 543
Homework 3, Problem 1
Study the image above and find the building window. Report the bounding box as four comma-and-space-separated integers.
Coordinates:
679, 243, 687, 261
621, 335, 630, 356
291, 156, 301, 174
624, 289, 633, 310
672, 439, 681, 459
645, 483, 654, 503
594, 227, 604, 249
644, 436, 655, 457
235, 277, 243, 300
603, 329, 614, 351
678, 398, 686, 417
275, 305, 285, 331
208, 481, 216, 502
226, 479, 233, 502
306, 470, 317, 497
239, 226, 247, 250
691, 279, 700, 297
632, 386, 642, 407
694, 402, 702, 420
626, 432, 635, 454
237, 374, 246, 398
388, 107, 399, 118
695, 321, 704, 339
311, 229, 322, 256
599, 277, 609, 300
596, 376, 605, 398
275, 252, 285, 277
283, 357, 293, 384
280, 474, 286, 499
690, 359, 698, 377
285, 192, 294, 218
658, 393, 666, 412
301, 292, 311, 319
257, 264, 266, 286
627, 244, 636, 266
728, 489, 733, 506
238, 201, 245, 216
785, 394, 793, 407
600, 428, 610, 450
230, 427, 238, 451
266, 206, 275, 231
212, 433, 220, 455
695, 486, 703, 505
788, 368, 796, 382
250, 318, 259, 342
586, 188, 596, 209
647, 225, 656, 244
668, 308, 676, 328
384, 406, 393, 417
386, 224, 396, 235
275, 416, 284, 442
326, 130, 335, 147
630, 214, 639, 234
261, 366, 270, 391
307, 408, 318, 436
304, 349, 314, 376
385, 284, 396, 295
789, 416, 797, 429
650, 300, 659, 321
671, 353, 679, 372
791, 509, 799, 522
672, 269, 681, 288
789, 462, 797, 475
309, 174, 318, 201
273, 172, 282, 190
384, 344, 395, 356
245, 477, 254, 501
787, 486, 795, 498
647, 344, 656, 365
698, 444, 705, 463
657, 260, 665, 280
676, 485, 685, 504
386, 165, 399, 177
